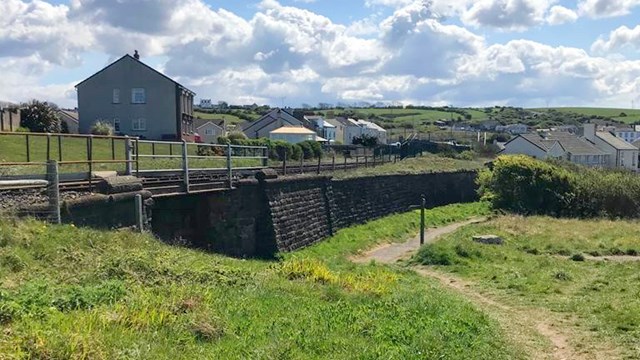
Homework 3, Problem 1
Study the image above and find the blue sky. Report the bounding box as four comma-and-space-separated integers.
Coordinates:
2, 0, 640, 108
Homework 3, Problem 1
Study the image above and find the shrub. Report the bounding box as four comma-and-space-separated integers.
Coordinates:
413, 245, 454, 266
477, 155, 575, 217
14, 127, 30, 133
90, 121, 114, 136
228, 131, 247, 142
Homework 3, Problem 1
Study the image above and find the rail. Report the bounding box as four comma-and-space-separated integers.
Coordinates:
0, 132, 268, 192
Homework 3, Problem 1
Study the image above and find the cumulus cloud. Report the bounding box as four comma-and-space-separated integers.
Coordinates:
578, 0, 640, 18
546, 5, 578, 25
2, 0, 640, 108
592, 25, 640, 53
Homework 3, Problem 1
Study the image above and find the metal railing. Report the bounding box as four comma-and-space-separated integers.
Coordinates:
0, 132, 268, 192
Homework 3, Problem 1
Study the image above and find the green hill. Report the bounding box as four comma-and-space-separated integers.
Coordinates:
532, 107, 640, 124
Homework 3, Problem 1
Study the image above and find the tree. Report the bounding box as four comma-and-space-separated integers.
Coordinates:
20, 100, 61, 133
352, 134, 379, 147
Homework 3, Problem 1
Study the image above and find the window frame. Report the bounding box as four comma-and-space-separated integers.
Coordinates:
132, 118, 146, 131
131, 88, 146, 104
113, 118, 121, 132
112, 89, 120, 104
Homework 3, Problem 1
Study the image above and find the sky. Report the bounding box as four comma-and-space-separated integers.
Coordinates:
2, 0, 640, 109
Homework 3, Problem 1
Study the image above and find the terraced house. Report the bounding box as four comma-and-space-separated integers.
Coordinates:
76, 52, 196, 141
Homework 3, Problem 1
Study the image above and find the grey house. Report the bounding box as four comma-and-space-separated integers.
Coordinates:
76, 53, 195, 140
241, 108, 303, 139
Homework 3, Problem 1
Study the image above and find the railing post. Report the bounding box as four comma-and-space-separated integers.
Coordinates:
58, 135, 63, 162
125, 136, 133, 175
262, 147, 268, 167
282, 148, 287, 175
420, 194, 426, 245
135, 139, 140, 177
111, 138, 116, 160
332, 153, 336, 172
365, 155, 368, 168
135, 194, 144, 233
46, 160, 61, 224
344, 156, 347, 171
226, 143, 233, 189
182, 140, 190, 193
87, 136, 93, 192
316, 155, 321, 175
46, 133, 51, 161
25, 134, 30, 162
300, 156, 304, 174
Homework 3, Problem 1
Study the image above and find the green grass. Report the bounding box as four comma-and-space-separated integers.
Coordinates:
0, 203, 517, 359
0, 134, 264, 175
332, 154, 486, 179
412, 215, 640, 357
194, 111, 244, 125
536, 107, 640, 124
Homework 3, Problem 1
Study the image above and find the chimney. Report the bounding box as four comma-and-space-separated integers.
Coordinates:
133, 50, 140, 60
584, 123, 596, 141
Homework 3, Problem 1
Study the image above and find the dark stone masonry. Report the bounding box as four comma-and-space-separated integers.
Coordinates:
151, 171, 478, 257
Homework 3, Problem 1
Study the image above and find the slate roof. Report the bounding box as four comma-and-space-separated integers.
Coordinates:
242, 108, 301, 132
194, 118, 224, 129
596, 131, 638, 150
75, 54, 195, 95
546, 132, 608, 155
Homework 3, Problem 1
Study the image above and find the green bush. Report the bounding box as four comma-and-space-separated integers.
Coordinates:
478, 155, 640, 219
90, 121, 114, 136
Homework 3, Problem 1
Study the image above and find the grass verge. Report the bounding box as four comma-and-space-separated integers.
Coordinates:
0, 203, 517, 359
412, 215, 640, 358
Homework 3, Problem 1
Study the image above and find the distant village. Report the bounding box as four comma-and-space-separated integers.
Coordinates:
2, 52, 640, 172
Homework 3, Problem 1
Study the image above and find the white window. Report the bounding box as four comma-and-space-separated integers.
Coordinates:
132, 118, 146, 131
204, 128, 214, 135
131, 88, 146, 104
112, 89, 120, 104
114, 118, 120, 132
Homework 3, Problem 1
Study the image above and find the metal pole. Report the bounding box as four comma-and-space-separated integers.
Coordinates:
152, 142, 156, 159
344, 156, 347, 171
87, 136, 93, 192
262, 147, 268, 167
300, 155, 304, 174
183, 140, 190, 193
46, 160, 61, 224
226, 143, 232, 189
58, 135, 63, 162
316, 155, 321, 175
111, 138, 116, 160
365, 155, 368, 168
282, 148, 287, 175
135, 139, 140, 177
125, 136, 133, 176
25, 134, 30, 162
46, 133, 51, 161
135, 194, 144, 233
420, 194, 426, 245
332, 153, 336, 172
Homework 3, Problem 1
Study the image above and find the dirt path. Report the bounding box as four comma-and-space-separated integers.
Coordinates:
352, 219, 619, 360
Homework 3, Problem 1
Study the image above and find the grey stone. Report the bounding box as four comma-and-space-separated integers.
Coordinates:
473, 235, 504, 245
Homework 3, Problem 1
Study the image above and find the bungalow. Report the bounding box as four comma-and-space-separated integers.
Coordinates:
242, 108, 303, 139
269, 126, 318, 143
194, 118, 224, 144
501, 132, 610, 167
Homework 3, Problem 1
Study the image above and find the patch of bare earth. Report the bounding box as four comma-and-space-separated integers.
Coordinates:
352, 220, 621, 360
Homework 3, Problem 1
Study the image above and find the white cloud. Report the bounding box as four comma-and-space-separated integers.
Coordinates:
578, 0, 640, 18
461, 0, 552, 31
592, 25, 640, 53
546, 5, 578, 25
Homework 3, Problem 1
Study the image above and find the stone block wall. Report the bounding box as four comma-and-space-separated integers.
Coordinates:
332, 171, 478, 229
150, 171, 479, 257
262, 176, 334, 252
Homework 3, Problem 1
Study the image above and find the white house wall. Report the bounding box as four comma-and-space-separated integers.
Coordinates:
501, 137, 548, 159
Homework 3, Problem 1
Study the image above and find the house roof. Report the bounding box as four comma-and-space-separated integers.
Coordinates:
517, 133, 550, 151
242, 108, 301, 132
357, 120, 386, 132
75, 54, 195, 95
546, 132, 608, 155
57, 110, 79, 124
194, 118, 224, 130
322, 120, 336, 128
596, 131, 638, 150
269, 126, 316, 135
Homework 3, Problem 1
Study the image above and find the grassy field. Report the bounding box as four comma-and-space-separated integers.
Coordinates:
0, 134, 264, 175
413, 215, 640, 358
330, 108, 488, 124
194, 111, 245, 125
0, 203, 519, 359
535, 107, 640, 124
332, 154, 486, 179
